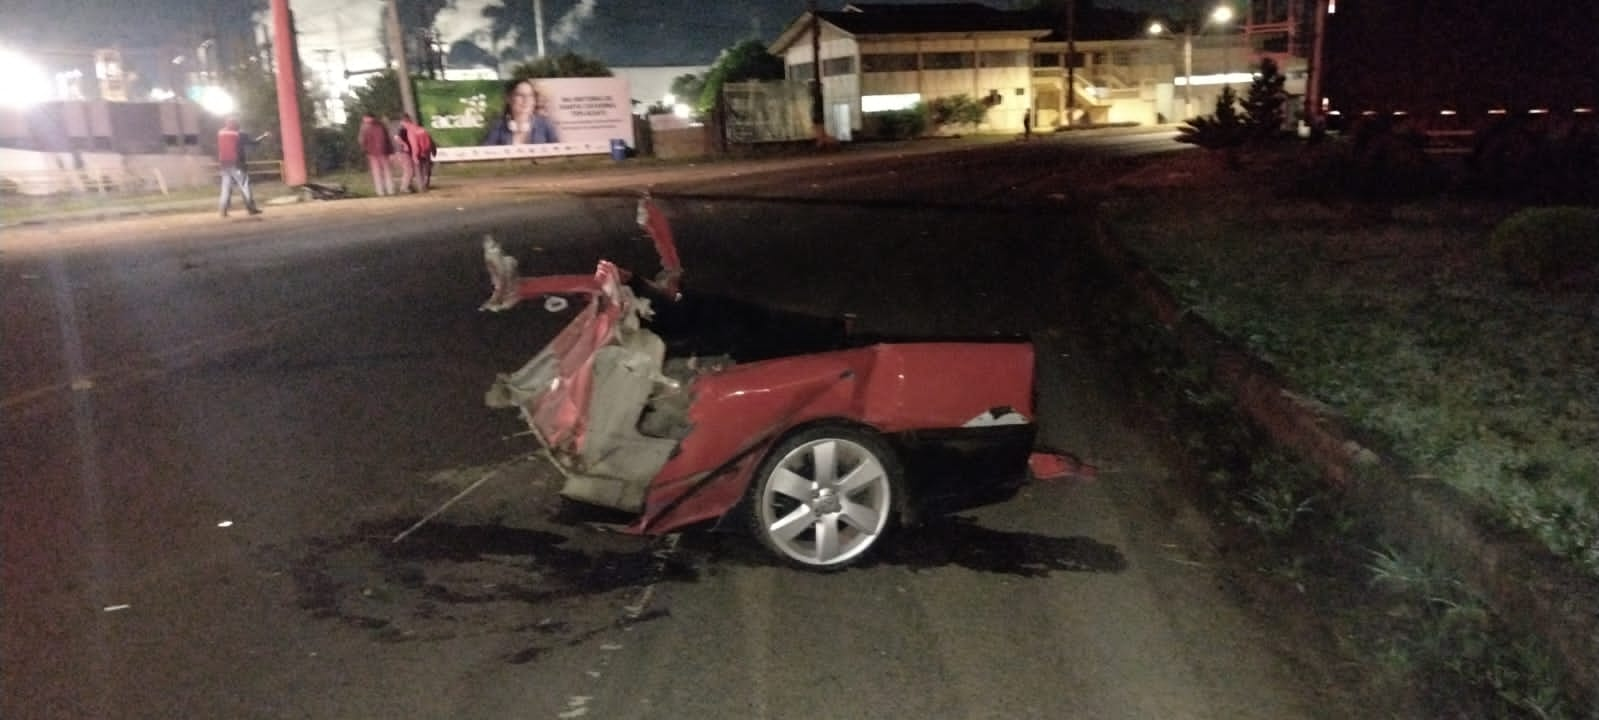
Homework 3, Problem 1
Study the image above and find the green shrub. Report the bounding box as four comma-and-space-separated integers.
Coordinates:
1176, 86, 1247, 150
308, 126, 356, 175
1487, 207, 1599, 288
866, 109, 927, 140
922, 94, 988, 130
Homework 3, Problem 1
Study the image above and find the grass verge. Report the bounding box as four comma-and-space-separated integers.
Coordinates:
1086, 145, 1594, 717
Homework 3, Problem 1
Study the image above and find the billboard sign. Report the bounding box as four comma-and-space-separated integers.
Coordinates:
416, 77, 634, 162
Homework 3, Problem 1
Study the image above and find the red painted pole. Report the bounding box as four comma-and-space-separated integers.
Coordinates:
269, 0, 307, 186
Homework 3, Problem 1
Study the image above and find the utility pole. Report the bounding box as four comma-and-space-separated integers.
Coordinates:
268, 0, 307, 185
534, 0, 547, 58
1305, 0, 1329, 132
385, 0, 417, 120
808, 0, 825, 140
1065, 0, 1077, 126
1182, 27, 1194, 119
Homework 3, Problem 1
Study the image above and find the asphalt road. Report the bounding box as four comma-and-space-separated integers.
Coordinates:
3, 132, 1341, 719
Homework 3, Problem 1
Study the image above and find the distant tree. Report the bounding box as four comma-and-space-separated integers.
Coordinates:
481, 1, 531, 59
343, 70, 404, 122
670, 73, 706, 104
378, 0, 453, 73
338, 70, 404, 166
228, 58, 320, 165
1241, 57, 1288, 139
697, 40, 785, 112
1176, 85, 1247, 152
396, 0, 452, 33
509, 51, 612, 79
447, 39, 499, 69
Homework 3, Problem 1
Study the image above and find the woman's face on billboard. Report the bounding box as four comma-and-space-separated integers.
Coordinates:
511, 81, 536, 119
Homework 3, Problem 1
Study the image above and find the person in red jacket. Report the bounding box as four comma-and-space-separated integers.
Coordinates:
217, 116, 268, 217
358, 114, 394, 196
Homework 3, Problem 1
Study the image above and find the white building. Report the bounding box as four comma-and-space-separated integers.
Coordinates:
769, 2, 1306, 138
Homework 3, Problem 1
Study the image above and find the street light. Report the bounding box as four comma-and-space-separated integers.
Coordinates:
1148, 4, 1235, 120
0, 47, 56, 110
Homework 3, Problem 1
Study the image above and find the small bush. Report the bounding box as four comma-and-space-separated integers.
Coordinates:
1466, 117, 1599, 204
922, 94, 989, 130
308, 126, 356, 175
1487, 206, 1599, 288
1176, 86, 1247, 150
866, 109, 927, 140
1289, 119, 1447, 203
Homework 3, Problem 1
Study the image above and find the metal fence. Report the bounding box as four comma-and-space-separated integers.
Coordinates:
722, 81, 812, 144
0, 160, 280, 198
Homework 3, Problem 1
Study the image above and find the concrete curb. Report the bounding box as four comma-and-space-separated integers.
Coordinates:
1088, 218, 1599, 707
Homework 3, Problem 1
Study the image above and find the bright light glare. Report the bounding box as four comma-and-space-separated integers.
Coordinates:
862, 93, 921, 113
199, 86, 236, 116
1211, 6, 1235, 24
149, 88, 177, 101
0, 48, 56, 109
672, 103, 692, 119
1147, 21, 1166, 35
1174, 72, 1255, 87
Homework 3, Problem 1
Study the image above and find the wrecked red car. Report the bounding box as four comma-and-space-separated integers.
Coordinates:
480, 195, 1087, 569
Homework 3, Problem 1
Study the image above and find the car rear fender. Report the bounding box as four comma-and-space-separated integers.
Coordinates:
630, 356, 866, 534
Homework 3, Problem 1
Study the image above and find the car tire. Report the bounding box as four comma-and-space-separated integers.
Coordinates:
747, 424, 901, 570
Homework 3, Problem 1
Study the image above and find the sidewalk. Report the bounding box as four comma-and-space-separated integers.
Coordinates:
2, 128, 1165, 229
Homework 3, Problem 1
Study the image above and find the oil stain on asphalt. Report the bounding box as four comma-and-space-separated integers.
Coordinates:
291, 517, 694, 659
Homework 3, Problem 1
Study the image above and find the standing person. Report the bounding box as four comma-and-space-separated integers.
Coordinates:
358, 113, 393, 196
391, 116, 415, 193
401, 114, 436, 192
482, 79, 558, 145
1022, 108, 1032, 140
217, 116, 267, 217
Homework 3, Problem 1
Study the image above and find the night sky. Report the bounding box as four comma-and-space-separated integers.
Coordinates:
1, 1, 1183, 68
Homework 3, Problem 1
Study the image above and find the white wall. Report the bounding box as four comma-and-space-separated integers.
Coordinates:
0, 148, 216, 195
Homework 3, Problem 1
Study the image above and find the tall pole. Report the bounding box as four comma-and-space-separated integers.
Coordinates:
269, 0, 307, 185
1182, 29, 1194, 119
1065, 0, 1077, 125
808, 0, 825, 140
385, 0, 417, 120
534, 0, 547, 58
1305, 0, 1329, 129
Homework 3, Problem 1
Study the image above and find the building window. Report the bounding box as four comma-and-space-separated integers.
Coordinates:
1033, 53, 1060, 68
822, 56, 856, 76
978, 51, 1027, 68
1109, 50, 1143, 66
922, 52, 975, 70
861, 53, 918, 73
788, 62, 815, 81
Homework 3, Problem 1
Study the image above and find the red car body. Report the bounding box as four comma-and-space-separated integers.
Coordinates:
481, 196, 1089, 568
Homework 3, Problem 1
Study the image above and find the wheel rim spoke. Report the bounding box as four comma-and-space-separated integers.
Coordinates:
813, 515, 841, 562
836, 459, 883, 495
769, 505, 814, 542
768, 466, 812, 502
810, 440, 838, 486
839, 498, 881, 533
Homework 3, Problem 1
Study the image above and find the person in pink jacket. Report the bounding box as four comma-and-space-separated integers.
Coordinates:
400, 114, 436, 192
